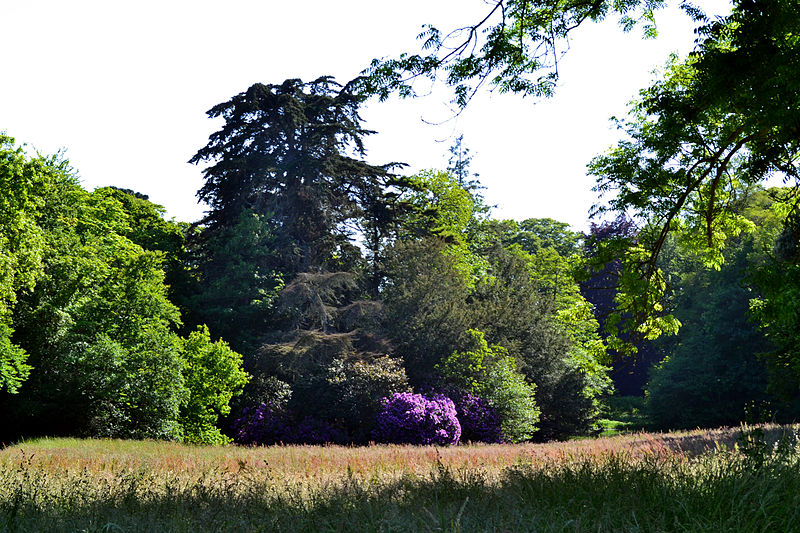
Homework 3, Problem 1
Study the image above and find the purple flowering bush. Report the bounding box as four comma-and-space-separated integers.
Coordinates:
233, 402, 289, 444
232, 402, 346, 445
373, 392, 461, 445
452, 391, 505, 443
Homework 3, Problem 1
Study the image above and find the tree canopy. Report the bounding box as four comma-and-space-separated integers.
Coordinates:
358, 0, 679, 108
8, 0, 800, 444
587, 1, 800, 351
189, 77, 407, 275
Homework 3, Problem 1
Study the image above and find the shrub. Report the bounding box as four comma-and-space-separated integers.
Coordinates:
80, 328, 186, 441
317, 356, 410, 441
451, 391, 504, 443
232, 402, 347, 445
233, 402, 290, 445
179, 326, 249, 445
487, 356, 540, 442
373, 392, 461, 445
437, 330, 539, 442
291, 416, 348, 445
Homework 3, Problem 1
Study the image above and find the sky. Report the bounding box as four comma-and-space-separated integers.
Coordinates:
2, 1, 732, 230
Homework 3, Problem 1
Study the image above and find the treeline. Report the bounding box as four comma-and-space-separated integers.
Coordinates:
0, 78, 613, 444
172, 77, 612, 444
2, 71, 799, 445
0, 137, 246, 444
587, 190, 800, 428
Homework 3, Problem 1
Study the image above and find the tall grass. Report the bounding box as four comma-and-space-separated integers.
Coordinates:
1, 425, 798, 532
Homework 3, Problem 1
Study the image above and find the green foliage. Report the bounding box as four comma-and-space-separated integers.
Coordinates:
0, 323, 30, 394
438, 329, 540, 442
641, 187, 800, 429
382, 237, 473, 384
596, 395, 650, 435
646, 239, 773, 429
96, 187, 191, 311
186, 77, 420, 372
437, 329, 494, 395
76, 329, 185, 440
383, 223, 609, 440
184, 210, 283, 353
514, 218, 583, 258
588, 2, 800, 350
359, 0, 669, 108
520, 242, 610, 390
750, 201, 800, 403
0, 152, 243, 442
178, 326, 249, 445
276, 271, 359, 333
474, 220, 607, 394
0, 135, 46, 312
472, 242, 609, 439
400, 169, 489, 284
446, 135, 485, 205
405, 169, 476, 237
4, 177, 188, 439
314, 355, 410, 440
485, 356, 539, 442
0, 134, 50, 392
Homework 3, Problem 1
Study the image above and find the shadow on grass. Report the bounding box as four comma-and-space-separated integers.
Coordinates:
2, 440, 800, 533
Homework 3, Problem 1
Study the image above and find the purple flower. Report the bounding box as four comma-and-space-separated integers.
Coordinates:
233, 402, 289, 444
452, 391, 504, 443
373, 392, 461, 445
233, 403, 347, 445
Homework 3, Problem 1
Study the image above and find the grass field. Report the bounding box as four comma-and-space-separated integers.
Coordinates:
1, 425, 799, 532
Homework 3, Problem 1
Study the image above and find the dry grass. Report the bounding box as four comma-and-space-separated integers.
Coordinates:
2, 424, 788, 478
1, 425, 798, 532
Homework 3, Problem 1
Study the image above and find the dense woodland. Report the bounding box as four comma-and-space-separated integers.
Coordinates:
2, 0, 800, 445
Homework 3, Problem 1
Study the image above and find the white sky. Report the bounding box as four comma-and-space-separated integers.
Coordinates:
1, 1, 731, 230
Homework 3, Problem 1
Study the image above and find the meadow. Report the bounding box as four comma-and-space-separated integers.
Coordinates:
1, 425, 799, 532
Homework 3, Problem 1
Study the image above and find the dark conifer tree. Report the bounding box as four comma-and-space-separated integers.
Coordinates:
190, 76, 406, 275
188, 78, 418, 434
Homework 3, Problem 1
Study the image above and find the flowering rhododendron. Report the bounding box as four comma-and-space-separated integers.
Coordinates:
233, 401, 288, 445
233, 402, 346, 445
373, 392, 461, 445
452, 391, 505, 443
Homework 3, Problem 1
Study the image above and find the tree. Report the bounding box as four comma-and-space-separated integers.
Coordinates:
0, 160, 251, 443
447, 134, 486, 204
588, 1, 800, 351
97, 187, 192, 316
359, 1, 800, 396
183, 210, 283, 353
470, 218, 612, 419
2, 178, 187, 440
178, 326, 249, 445
398, 169, 491, 286
646, 254, 773, 429
750, 190, 800, 406
382, 232, 608, 440
190, 77, 407, 276
358, 0, 677, 108
0, 135, 50, 393
645, 189, 785, 428
515, 218, 582, 258
580, 215, 661, 395
437, 329, 540, 442
469, 242, 607, 439
381, 237, 474, 385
